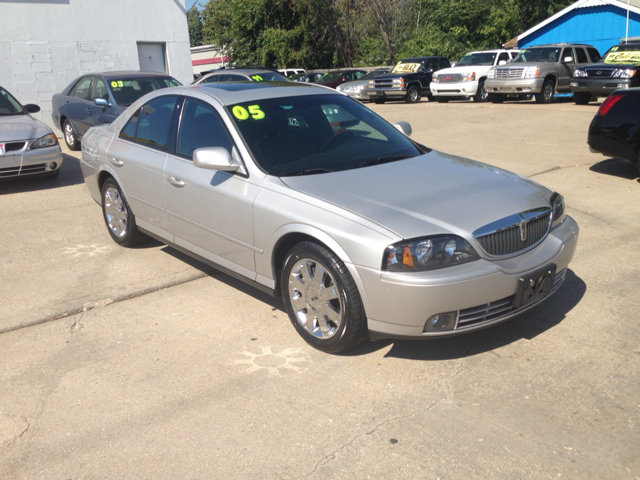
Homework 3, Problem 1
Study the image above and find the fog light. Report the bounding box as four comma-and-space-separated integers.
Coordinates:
570, 82, 577, 87
48, 162, 57, 170
424, 311, 457, 332
618, 84, 630, 89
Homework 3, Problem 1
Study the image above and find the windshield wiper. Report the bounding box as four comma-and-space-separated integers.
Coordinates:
284, 168, 333, 176
360, 155, 414, 168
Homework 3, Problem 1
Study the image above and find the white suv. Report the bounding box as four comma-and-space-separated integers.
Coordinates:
430, 49, 519, 103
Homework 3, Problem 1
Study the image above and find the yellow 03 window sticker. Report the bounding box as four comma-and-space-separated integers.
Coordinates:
232, 105, 265, 120
110, 80, 125, 88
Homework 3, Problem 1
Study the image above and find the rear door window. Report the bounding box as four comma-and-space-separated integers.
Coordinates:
90, 78, 109, 101
576, 47, 589, 64
70, 77, 92, 100
133, 96, 178, 151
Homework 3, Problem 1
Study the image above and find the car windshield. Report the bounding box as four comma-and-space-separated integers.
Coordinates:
456, 52, 497, 66
227, 94, 425, 176
511, 48, 561, 63
107, 76, 182, 106
319, 72, 343, 82
0, 88, 25, 116
602, 45, 640, 64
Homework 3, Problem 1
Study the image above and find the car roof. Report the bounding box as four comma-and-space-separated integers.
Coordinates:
526, 43, 592, 48
203, 68, 279, 76
96, 71, 174, 78
188, 82, 337, 105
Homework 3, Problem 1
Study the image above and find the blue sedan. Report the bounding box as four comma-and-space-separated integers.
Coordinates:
52, 71, 180, 150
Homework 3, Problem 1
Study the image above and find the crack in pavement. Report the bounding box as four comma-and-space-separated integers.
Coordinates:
300, 403, 438, 479
0, 272, 209, 336
528, 160, 597, 178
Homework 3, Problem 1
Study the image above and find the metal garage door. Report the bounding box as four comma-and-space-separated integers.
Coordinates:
137, 43, 166, 73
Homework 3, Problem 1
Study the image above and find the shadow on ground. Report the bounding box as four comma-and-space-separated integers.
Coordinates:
0, 154, 84, 194
589, 157, 639, 181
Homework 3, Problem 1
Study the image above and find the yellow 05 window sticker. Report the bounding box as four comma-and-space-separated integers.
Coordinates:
110, 81, 125, 88
232, 105, 265, 121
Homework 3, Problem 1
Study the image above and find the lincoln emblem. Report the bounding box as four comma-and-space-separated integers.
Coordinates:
519, 220, 527, 242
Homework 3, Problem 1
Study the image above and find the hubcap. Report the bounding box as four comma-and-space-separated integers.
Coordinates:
288, 258, 343, 339
480, 84, 488, 100
544, 84, 553, 100
410, 89, 418, 101
65, 124, 75, 146
103, 187, 128, 238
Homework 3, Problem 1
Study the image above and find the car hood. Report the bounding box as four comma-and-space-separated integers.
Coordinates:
280, 151, 553, 240
0, 115, 52, 142
437, 65, 492, 75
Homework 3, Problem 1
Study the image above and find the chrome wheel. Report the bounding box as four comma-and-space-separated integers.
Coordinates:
64, 122, 76, 149
543, 83, 553, 101
103, 187, 128, 239
287, 258, 344, 339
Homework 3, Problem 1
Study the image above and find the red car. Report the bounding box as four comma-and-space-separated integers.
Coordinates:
313, 69, 368, 89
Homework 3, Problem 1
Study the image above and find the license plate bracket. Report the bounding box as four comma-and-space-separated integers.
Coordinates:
513, 264, 557, 310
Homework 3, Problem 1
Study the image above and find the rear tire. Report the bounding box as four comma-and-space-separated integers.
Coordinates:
573, 92, 592, 105
490, 94, 505, 104
535, 79, 555, 104
281, 241, 367, 353
101, 178, 148, 247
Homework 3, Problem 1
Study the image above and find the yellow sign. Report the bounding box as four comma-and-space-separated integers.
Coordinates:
392, 63, 421, 74
232, 105, 265, 120
251, 75, 263, 81
604, 51, 640, 65
110, 80, 125, 88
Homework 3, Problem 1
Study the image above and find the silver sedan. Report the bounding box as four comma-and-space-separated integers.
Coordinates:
337, 69, 391, 101
79, 83, 578, 353
1, 87, 62, 179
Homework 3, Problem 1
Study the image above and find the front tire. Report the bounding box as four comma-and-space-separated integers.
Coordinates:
435, 97, 449, 103
101, 178, 148, 247
63, 119, 81, 151
474, 79, 489, 102
405, 85, 420, 103
535, 79, 555, 104
573, 92, 592, 105
489, 93, 505, 104
373, 98, 386, 104
281, 242, 367, 353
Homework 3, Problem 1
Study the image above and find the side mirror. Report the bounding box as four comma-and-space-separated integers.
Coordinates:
94, 98, 111, 107
193, 147, 239, 172
563, 57, 573, 63
498, 60, 507, 66
394, 121, 412, 137
23, 104, 40, 114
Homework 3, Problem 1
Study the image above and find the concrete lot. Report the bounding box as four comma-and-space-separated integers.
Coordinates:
1, 98, 639, 479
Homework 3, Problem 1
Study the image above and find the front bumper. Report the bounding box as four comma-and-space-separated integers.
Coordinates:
0, 143, 63, 178
430, 80, 478, 97
570, 78, 639, 97
359, 216, 579, 338
485, 77, 545, 94
366, 87, 407, 99
340, 90, 370, 101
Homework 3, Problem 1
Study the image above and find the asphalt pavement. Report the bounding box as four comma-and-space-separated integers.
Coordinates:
1, 97, 638, 479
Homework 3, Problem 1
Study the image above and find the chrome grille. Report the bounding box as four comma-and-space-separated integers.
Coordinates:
372, 79, 394, 87
586, 69, 615, 78
456, 268, 566, 330
0, 163, 48, 177
495, 68, 524, 79
474, 210, 551, 256
436, 73, 462, 83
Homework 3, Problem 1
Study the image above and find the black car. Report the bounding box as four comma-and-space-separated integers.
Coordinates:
571, 43, 639, 104
52, 72, 181, 150
365, 57, 451, 103
588, 88, 640, 174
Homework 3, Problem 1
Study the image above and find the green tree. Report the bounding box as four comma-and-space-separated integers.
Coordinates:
188, 6, 205, 47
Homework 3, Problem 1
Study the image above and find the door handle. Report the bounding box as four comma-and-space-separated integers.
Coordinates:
109, 157, 124, 167
86, 107, 92, 113
167, 176, 185, 188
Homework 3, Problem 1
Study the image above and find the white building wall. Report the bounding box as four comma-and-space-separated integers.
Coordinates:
0, 0, 192, 132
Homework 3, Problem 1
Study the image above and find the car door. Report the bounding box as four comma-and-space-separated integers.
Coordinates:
89, 77, 119, 127
559, 47, 576, 89
64, 76, 94, 136
106, 95, 178, 238
164, 96, 260, 277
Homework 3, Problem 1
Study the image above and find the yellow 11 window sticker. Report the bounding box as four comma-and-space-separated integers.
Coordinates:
110, 80, 125, 88
232, 105, 265, 120
251, 75, 263, 81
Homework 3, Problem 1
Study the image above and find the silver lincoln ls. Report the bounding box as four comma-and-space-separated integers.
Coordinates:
79, 82, 578, 353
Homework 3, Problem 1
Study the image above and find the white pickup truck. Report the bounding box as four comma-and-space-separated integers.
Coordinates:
430, 49, 520, 103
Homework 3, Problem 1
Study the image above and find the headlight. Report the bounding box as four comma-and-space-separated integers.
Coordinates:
613, 69, 636, 78
432, 75, 439, 82
462, 72, 476, 82
382, 235, 480, 272
523, 67, 539, 78
551, 193, 566, 230
30, 133, 58, 149
573, 68, 587, 77
487, 69, 495, 79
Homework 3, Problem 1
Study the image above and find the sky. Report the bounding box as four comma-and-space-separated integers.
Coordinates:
186, 0, 209, 10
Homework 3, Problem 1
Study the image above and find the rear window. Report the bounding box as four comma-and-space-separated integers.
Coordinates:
107, 76, 181, 106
